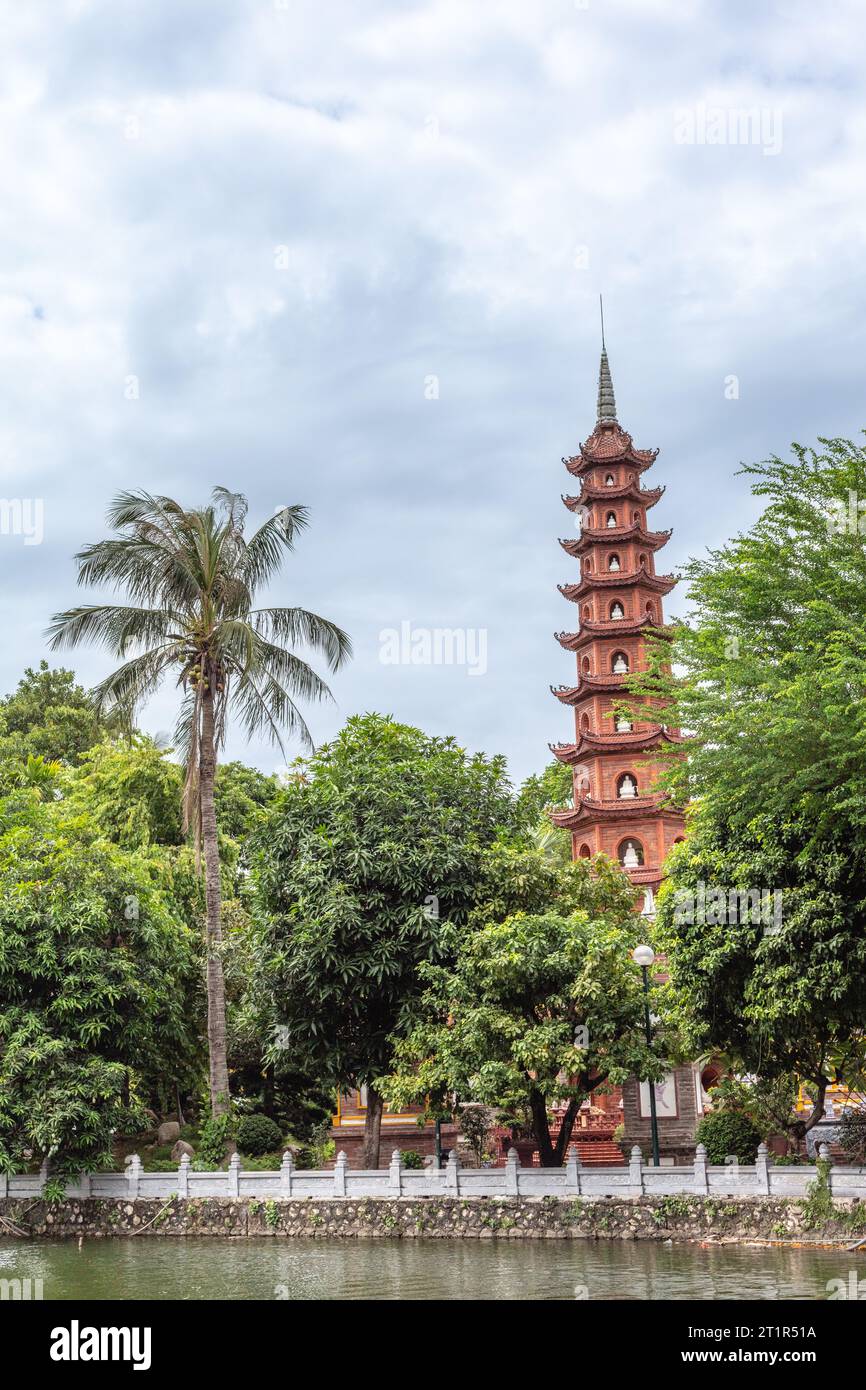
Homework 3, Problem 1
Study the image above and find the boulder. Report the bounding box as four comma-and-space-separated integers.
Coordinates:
157, 1121, 181, 1146
171, 1139, 195, 1162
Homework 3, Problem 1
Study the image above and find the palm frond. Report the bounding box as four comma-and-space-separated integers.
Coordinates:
237, 505, 309, 590
252, 607, 352, 671
89, 647, 177, 723
233, 667, 313, 752
246, 633, 336, 705
46, 604, 178, 655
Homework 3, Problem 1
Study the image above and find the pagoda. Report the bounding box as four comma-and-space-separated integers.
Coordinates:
547, 344, 708, 1163
549, 344, 685, 909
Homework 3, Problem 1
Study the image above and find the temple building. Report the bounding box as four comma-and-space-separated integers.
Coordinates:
549, 344, 709, 1163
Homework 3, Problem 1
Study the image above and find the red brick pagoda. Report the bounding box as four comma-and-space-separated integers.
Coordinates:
549, 344, 685, 908
548, 344, 705, 1163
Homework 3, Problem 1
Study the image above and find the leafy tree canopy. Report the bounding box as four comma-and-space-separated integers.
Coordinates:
65, 736, 184, 848
383, 853, 660, 1166
0, 798, 203, 1172
254, 712, 517, 1160
0, 660, 111, 765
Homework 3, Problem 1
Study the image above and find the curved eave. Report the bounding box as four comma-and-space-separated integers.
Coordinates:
558, 571, 677, 601
560, 526, 672, 558
564, 453, 655, 479
549, 728, 684, 762
555, 618, 671, 650
551, 676, 627, 705
550, 794, 666, 828
563, 483, 665, 511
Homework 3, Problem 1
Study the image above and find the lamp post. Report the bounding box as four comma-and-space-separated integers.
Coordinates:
632, 944, 660, 1167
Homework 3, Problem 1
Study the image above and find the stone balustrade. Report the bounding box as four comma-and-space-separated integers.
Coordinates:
2, 1144, 865, 1203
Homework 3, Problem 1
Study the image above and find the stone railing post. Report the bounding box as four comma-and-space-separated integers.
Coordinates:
505, 1147, 520, 1197
126, 1154, 142, 1199
566, 1148, 582, 1197
333, 1150, 348, 1196
818, 1143, 833, 1196
444, 1149, 460, 1195
755, 1143, 770, 1195
177, 1153, 190, 1197
629, 1145, 644, 1195
39, 1157, 50, 1193
693, 1143, 708, 1195
280, 1150, 294, 1197
227, 1152, 241, 1197
78, 1171, 92, 1198
389, 1149, 403, 1196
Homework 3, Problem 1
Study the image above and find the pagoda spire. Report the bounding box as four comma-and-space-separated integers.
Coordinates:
596, 298, 617, 422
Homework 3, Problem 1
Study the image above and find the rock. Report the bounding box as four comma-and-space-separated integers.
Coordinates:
171, 1140, 195, 1162
157, 1121, 181, 1146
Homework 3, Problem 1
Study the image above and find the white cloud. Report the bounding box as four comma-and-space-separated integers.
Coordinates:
1, 0, 864, 779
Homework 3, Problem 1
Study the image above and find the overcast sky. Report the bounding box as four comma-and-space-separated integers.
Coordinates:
2, 0, 864, 785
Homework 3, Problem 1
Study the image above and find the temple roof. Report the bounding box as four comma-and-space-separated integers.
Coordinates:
549, 727, 683, 763
563, 482, 665, 511
560, 524, 672, 558
555, 615, 671, 650
551, 675, 629, 705
563, 422, 658, 479
558, 569, 677, 602
550, 793, 668, 828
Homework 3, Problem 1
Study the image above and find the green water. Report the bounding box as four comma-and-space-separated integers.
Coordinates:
0, 1238, 858, 1300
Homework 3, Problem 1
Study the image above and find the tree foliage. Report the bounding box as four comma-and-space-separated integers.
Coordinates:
255, 713, 516, 1162
645, 438, 866, 1134
0, 801, 202, 1172
383, 852, 660, 1166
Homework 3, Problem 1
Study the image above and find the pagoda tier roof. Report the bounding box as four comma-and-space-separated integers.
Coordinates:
563, 482, 665, 512
626, 867, 668, 886
550, 793, 669, 828
563, 421, 659, 478
549, 727, 684, 763
560, 523, 672, 558
555, 616, 671, 650
551, 675, 629, 705
558, 569, 677, 602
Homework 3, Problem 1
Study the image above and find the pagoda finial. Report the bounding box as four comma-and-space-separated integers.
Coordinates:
597, 295, 617, 422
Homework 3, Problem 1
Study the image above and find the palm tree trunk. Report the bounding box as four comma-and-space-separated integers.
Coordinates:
200, 684, 230, 1118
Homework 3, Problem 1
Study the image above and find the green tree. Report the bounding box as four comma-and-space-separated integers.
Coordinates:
47, 488, 351, 1117
66, 736, 184, 847
383, 854, 658, 1166
656, 808, 866, 1139
628, 436, 866, 839
636, 437, 866, 1137
255, 713, 516, 1167
0, 800, 202, 1172
0, 661, 110, 764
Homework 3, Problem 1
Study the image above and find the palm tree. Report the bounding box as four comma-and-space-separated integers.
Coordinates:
47, 488, 351, 1117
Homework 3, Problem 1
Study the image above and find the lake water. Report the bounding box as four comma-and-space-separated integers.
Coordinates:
0, 1237, 857, 1300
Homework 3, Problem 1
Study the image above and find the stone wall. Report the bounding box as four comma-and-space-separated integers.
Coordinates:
622, 1067, 701, 1163
3, 1194, 864, 1243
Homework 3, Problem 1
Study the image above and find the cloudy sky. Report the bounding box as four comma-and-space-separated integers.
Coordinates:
2, 0, 864, 785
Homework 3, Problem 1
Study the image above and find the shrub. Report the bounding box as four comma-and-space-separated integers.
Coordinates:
236, 1113, 283, 1157
837, 1106, 866, 1165
198, 1113, 235, 1166
238, 1151, 282, 1171
695, 1111, 762, 1164
400, 1150, 424, 1169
